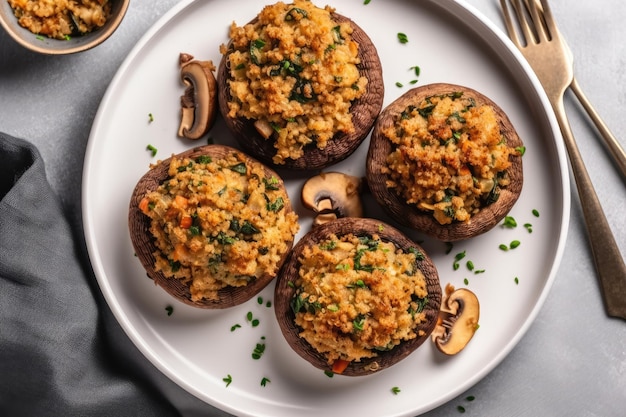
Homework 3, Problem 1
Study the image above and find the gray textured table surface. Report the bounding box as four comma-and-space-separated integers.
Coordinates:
1, 0, 625, 415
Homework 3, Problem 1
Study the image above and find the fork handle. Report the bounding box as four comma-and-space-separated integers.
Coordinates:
569, 77, 626, 182
552, 98, 626, 319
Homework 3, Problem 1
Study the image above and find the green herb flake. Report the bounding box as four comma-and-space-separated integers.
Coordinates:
230, 324, 242, 332
252, 340, 266, 360
457, 405, 466, 413
397, 32, 409, 44
503, 215, 517, 228
222, 374, 233, 387
260, 377, 271, 387
257, 296, 264, 305
148, 113, 154, 123
266, 301, 272, 308
453, 250, 466, 270
445, 242, 454, 255
532, 209, 540, 218
229, 162, 247, 175
466, 260, 475, 271
463, 278, 469, 285
395, 81, 404, 88
524, 223, 533, 233
251, 319, 260, 327
324, 370, 334, 377
165, 305, 174, 316
510, 240, 521, 249
146, 144, 158, 157
515, 146, 526, 156
391, 386, 401, 395
499, 244, 509, 252
466, 395, 476, 402
246, 311, 253, 321
514, 276, 520, 285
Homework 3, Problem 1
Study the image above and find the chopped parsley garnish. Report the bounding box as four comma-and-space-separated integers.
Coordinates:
397, 32, 409, 44
146, 144, 157, 157
502, 215, 517, 228
391, 386, 401, 395
260, 377, 271, 387
230, 324, 241, 332
222, 374, 233, 387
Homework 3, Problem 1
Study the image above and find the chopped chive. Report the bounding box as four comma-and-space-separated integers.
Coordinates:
524, 223, 533, 233
514, 276, 519, 285
251, 319, 260, 327
230, 324, 241, 332
222, 374, 232, 387
457, 405, 466, 413
260, 377, 271, 387
503, 215, 517, 228
466, 260, 475, 271
165, 305, 173, 316
391, 386, 401, 395
146, 144, 157, 157
257, 296, 263, 305
148, 113, 154, 123
397, 32, 409, 44
499, 244, 509, 251
395, 81, 403, 88
463, 278, 469, 285
532, 209, 540, 217
510, 240, 521, 249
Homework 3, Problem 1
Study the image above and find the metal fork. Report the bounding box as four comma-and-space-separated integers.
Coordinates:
500, 0, 626, 320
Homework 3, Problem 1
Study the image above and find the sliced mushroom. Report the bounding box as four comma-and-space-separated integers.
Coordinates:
301, 172, 363, 226
431, 284, 480, 355
178, 53, 218, 140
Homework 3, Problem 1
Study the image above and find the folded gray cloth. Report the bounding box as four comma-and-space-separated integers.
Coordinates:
0, 133, 179, 416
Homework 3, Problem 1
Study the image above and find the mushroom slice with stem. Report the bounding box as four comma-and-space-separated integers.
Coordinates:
431, 284, 480, 355
301, 172, 363, 226
178, 53, 218, 140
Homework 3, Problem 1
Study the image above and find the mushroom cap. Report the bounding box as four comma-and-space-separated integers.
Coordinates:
274, 217, 442, 376
217, 11, 384, 171
366, 83, 524, 241
128, 144, 296, 309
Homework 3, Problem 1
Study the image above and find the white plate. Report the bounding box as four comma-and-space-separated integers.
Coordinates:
83, 0, 570, 415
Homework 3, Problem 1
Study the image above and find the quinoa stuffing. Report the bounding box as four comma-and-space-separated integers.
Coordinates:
139, 152, 299, 302
7, 0, 111, 39
221, 0, 368, 164
382, 92, 520, 225
291, 232, 429, 364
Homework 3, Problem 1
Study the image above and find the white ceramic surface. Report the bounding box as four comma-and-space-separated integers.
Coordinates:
82, 0, 570, 415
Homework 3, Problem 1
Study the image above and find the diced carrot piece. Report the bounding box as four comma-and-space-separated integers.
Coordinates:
172, 244, 187, 261
331, 359, 350, 374
175, 195, 189, 208
139, 197, 150, 214
179, 215, 193, 229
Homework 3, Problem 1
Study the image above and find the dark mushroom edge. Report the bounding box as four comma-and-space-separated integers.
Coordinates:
274, 217, 442, 376
366, 83, 524, 242
217, 12, 384, 171
128, 144, 296, 309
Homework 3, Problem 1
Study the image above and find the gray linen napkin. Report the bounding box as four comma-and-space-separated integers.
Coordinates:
0, 133, 179, 416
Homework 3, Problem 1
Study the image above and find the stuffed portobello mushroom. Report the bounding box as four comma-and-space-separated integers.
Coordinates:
129, 145, 299, 308
366, 83, 524, 241
218, 0, 384, 170
274, 217, 441, 376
